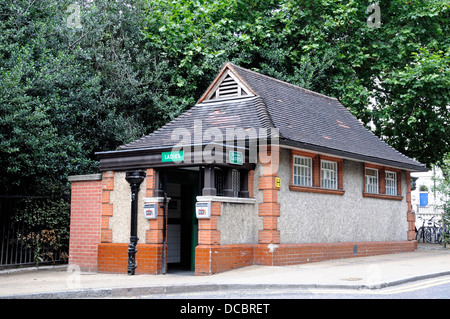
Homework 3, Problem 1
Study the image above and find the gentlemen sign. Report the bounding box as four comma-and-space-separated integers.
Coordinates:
229, 151, 243, 165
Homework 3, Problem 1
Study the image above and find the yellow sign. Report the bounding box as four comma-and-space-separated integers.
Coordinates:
275, 177, 281, 188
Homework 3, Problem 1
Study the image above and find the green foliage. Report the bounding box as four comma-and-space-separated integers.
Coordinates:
0, 0, 161, 195
141, 0, 449, 168
1, 0, 449, 199
19, 198, 71, 265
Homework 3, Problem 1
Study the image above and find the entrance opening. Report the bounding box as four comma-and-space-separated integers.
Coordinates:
165, 167, 200, 272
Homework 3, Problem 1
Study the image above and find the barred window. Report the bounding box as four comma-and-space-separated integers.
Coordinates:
321, 160, 337, 189
232, 169, 240, 197
365, 168, 378, 194
214, 168, 224, 196
293, 156, 312, 187
385, 171, 397, 195
215, 168, 241, 197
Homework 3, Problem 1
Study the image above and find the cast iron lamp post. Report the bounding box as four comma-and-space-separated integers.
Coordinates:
125, 171, 146, 275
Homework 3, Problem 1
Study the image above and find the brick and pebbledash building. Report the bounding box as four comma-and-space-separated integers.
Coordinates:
68, 62, 427, 275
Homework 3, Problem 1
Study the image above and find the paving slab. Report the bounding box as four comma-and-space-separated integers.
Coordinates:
0, 244, 449, 298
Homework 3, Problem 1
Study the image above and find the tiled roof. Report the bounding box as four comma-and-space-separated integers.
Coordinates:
115, 62, 427, 171
118, 95, 271, 150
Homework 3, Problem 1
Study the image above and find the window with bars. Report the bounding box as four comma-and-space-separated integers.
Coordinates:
215, 168, 224, 196
232, 169, 240, 197
385, 171, 397, 195
321, 160, 337, 189
365, 168, 378, 194
214, 168, 241, 197
293, 156, 312, 187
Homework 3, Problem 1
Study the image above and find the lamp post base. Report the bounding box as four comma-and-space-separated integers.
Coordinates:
127, 236, 139, 275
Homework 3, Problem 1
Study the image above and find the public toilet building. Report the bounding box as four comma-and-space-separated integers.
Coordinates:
68, 63, 427, 275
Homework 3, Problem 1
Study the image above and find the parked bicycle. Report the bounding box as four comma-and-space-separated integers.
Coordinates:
415, 216, 426, 243
424, 216, 441, 244
437, 223, 449, 245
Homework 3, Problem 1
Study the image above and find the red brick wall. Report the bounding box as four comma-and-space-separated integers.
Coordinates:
195, 240, 417, 275
254, 241, 417, 266
195, 244, 254, 276
97, 243, 164, 274
69, 178, 102, 272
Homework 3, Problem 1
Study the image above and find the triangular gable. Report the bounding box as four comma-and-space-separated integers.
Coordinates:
199, 65, 255, 103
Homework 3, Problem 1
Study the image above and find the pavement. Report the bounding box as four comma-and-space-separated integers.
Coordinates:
1, 243, 449, 299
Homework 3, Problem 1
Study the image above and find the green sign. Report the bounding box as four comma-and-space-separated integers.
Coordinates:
161, 150, 184, 162
229, 151, 243, 165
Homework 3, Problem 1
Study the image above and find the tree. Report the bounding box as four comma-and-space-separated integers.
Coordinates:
141, 0, 450, 168
0, 0, 162, 195
1, 0, 449, 198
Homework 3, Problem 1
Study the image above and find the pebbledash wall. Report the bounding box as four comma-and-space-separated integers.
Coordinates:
68, 148, 416, 275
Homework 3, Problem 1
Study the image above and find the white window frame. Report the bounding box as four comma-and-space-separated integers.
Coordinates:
293, 155, 312, 187
385, 171, 397, 195
321, 160, 337, 190
365, 168, 378, 194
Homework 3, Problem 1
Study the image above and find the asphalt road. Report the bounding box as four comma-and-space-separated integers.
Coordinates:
135, 275, 450, 299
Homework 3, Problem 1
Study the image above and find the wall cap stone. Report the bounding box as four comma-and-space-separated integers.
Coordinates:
68, 174, 102, 182
196, 196, 256, 204
143, 197, 171, 203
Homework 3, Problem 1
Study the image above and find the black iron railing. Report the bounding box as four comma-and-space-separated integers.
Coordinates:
0, 196, 70, 269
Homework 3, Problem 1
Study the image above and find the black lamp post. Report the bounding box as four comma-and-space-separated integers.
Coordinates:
125, 171, 146, 275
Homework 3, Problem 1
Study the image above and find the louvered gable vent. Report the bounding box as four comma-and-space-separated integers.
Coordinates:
204, 70, 253, 101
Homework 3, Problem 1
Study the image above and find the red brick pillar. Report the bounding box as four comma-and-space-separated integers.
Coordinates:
143, 168, 166, 274
258, 146, 281, 244
101, 171, 114, 243
68, 174, 102, 272
195, 201, 221, 275
198, 202, 221, 245
145, 169, 163, 244
406, 171, 416, 243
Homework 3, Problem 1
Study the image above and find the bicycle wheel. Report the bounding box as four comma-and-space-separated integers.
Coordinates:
438, 233, 443, 245
424, 228, 434, 243
416, 227, 424, 243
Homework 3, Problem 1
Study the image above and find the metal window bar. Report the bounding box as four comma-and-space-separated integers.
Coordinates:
385, 171, 397, 195
293, 156, 312, 187
214, 169, 224, 196
321, 161, 337, 189
365, 168, 378, 194
232, 169, 240, 197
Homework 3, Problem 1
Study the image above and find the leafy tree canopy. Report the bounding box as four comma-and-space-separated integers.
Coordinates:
0, 0, 449, 197
142, 0, 449, 167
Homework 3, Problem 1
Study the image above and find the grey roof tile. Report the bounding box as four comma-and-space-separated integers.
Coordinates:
114, 62, 426, 171
118, 95, 269, 150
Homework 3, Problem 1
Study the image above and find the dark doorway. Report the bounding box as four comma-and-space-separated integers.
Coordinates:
165, 168, 200, 271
